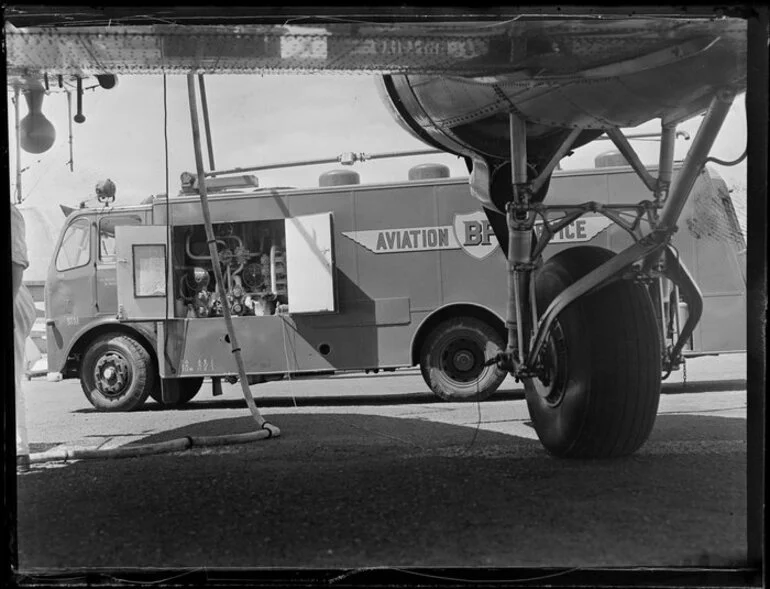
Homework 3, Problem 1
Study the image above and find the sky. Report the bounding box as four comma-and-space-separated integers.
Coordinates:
7, 73, 748, 281
9, 74, 748, 207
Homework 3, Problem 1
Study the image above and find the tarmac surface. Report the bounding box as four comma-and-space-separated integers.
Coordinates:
13, 354, 749, 574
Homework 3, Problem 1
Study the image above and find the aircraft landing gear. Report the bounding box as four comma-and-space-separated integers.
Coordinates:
523, 246, 661, 458
495, 90, 735, 458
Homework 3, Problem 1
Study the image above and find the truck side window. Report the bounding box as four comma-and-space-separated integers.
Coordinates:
99, 215, 144, 262
55, 217, 91, 271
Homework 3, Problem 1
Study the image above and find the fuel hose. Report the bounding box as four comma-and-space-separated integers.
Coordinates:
185, 73, 280, 438
26, 429, 277, 465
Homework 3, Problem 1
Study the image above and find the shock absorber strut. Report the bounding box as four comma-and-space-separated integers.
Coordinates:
503, 112, 537, 375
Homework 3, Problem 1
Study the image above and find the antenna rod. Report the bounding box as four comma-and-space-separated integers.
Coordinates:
14, 86, 22, 204
67, 90, 74, 172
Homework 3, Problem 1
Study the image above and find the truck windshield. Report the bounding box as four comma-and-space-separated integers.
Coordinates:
55, 217, 91, 271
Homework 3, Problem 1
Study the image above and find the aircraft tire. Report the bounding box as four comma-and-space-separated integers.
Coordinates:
80, 333, 155, 412
150, 377, 204, 407
524, 246, 661, 458
420, 316, 506, 401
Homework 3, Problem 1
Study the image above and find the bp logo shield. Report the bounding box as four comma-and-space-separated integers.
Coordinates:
453, 211, 500, 260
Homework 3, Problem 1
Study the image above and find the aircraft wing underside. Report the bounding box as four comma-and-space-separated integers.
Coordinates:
6, 17, 747, 167
5, 19, 746, 95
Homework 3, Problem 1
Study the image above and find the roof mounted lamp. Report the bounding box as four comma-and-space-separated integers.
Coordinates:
96, 179, 116, 205
19, 88, 56, 154
96, 74, 118, 90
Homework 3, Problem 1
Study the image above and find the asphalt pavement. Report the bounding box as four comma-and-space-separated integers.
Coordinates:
13, 354, 749, 572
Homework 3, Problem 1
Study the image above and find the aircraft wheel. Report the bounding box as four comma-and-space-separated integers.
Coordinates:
150, 378, 204, 407
80, 334, 154, 412
524, 246, 661, 458
420, 316, 506, 401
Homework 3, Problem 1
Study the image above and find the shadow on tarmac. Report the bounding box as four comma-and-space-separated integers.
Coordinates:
122, 411, 747, 447
661, 378, 747, 394
72, 388, 528, 413
17, 412, 747, 572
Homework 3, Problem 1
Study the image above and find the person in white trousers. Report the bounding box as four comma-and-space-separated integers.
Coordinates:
12, 202, 37, 471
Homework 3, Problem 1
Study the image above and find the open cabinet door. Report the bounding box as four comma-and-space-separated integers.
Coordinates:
115, 225, 170, 321
285, 212, 336, 313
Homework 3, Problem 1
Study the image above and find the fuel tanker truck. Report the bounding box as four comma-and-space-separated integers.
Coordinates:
44, 153, 745, 422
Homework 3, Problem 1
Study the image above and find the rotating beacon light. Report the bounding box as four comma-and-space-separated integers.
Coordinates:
19, 88, 56, 154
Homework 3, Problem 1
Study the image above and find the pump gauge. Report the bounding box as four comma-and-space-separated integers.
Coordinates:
242, 262, 263, 290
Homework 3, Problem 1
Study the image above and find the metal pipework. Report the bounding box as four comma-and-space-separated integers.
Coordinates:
595, 130, 691, 142
186, 234, 226, 260
204, 148, 442, 178
657, 89, 735, 232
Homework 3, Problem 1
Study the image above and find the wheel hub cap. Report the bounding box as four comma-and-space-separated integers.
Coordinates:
441, 338, 484, 383
94, 353, 130, 396
453, 350, 475, 372
532, 324, 568, 407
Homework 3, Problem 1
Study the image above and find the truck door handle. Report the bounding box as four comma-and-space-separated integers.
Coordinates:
117, 258, 128, 264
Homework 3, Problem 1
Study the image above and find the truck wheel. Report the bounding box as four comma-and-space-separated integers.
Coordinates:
524, 246, 661, 458
150, 378, 204, 407
80, 334, 155, 412
420, 316, 506, 401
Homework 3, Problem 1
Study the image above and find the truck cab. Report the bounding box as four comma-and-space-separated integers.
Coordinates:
45, 206, 156, 381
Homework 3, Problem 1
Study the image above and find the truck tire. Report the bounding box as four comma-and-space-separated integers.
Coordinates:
524, 246, 661, 458
80, 334, 155, 412
420, 316, 506, 401
150, 378, 204, 407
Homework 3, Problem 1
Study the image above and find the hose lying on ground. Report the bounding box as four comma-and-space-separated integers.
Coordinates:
27, 423, 281, 465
